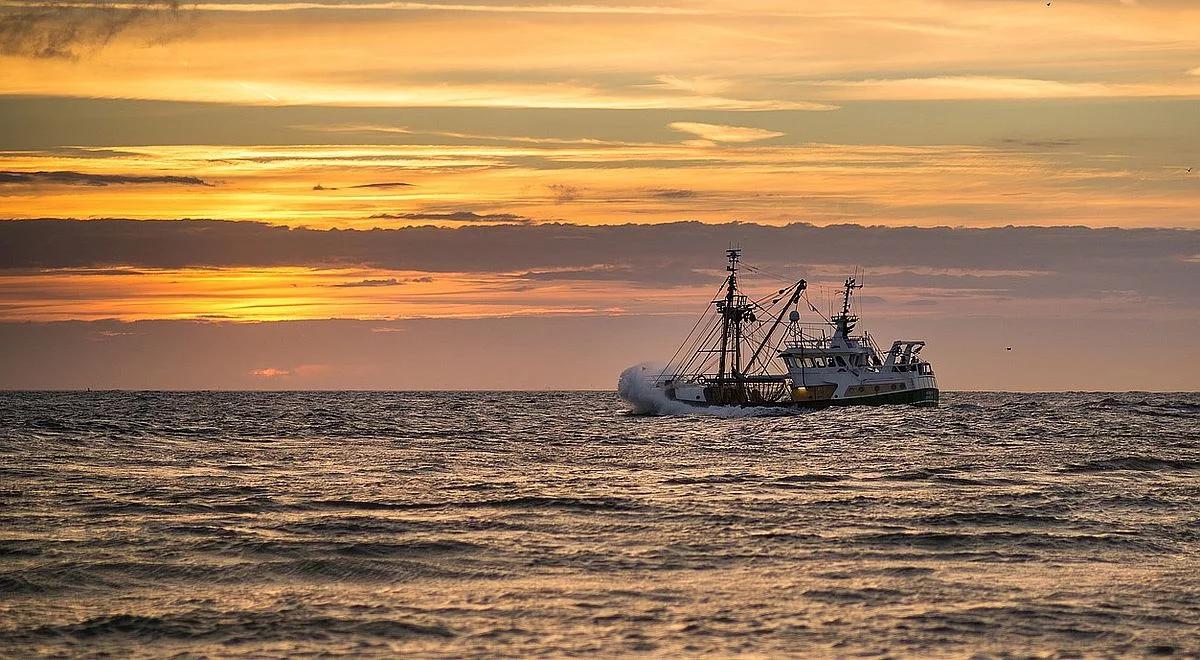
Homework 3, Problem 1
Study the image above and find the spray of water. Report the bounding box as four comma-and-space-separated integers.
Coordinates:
616, 363, 800, 418
617, 363, 678, 415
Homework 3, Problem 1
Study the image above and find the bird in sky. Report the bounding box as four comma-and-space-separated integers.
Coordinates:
1188, 167, 1193, 173
1006, 347, 1013, 351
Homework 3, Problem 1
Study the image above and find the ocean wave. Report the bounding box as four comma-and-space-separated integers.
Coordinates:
1062, 456, 1200, 473
912, 511, 1069, 527
20, 612, 455, 644
854, 530, 1169, 553
804, 587, 905, 604
776, 473, 846, 483
662, 472, 758, 485
463, 496, 641, 512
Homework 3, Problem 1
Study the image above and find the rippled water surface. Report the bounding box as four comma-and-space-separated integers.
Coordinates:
2, 391, 1199, 657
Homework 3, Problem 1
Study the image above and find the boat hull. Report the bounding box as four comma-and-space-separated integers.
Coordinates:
668, 386, 939, 409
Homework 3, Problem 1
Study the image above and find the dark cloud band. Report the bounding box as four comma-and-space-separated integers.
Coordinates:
369, 211, 531, 223
0, 218, 1196, 301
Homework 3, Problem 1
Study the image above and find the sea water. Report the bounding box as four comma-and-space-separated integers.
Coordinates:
1, 390, 1198, 656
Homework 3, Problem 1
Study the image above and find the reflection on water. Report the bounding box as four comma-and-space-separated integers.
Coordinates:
1, 391, 1198, 656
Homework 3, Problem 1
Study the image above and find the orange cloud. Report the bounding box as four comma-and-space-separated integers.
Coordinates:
667, 122, 785, 143
250, 364, 331, 378
250, 367, 291, 378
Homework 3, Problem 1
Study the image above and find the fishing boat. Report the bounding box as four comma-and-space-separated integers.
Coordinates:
633, 249, 938, 408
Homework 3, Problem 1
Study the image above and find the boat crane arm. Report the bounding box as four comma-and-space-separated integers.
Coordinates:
743, 279, 807, 375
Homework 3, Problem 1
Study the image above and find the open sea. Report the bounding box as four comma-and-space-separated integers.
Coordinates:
1, 390, 1199, 657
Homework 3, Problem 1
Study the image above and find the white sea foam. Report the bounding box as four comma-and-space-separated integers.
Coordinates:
616, 363, 681, 415
616, 363, 795, 417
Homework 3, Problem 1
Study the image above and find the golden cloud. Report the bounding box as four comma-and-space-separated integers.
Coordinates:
667, 122, 785, 144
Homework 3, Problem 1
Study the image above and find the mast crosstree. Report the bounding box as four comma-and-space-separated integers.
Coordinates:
832, 277, 863, 339
715, 248, 754, 387
658, 248, 808, 404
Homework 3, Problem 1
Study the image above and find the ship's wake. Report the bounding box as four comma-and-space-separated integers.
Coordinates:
617, 363, 800, 418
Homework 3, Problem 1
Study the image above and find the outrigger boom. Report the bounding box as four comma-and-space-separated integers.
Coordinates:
645, 249, 938, 408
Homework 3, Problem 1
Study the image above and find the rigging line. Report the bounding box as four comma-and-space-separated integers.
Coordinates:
675, 314, 723, 376
675, 311, 724, 374
800, 290, 833, 325
749, 280, 801, 310
671, 314, 717, 371
656, 276, 731, 382
742, 262, 796, 284
750, 288, 786, 307
678, 321, 725, 378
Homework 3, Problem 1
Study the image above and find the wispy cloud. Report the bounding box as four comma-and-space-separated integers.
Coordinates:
369, 211, 531, 223
300, 124, 631, 146
331, 277, 403, 288
250, 366, 291, 378
250, 363, 330, 378
547, 184, 579, 203
348, 181, 412, 189
668, 122, 784, 144
331, 276, 432, 287
644, 75, 734, 96
0, 170, 212, 186
137, 1, 716, 15
803, 76, 1200, 101
0, 0, 187, 59
646, 188, 695, 199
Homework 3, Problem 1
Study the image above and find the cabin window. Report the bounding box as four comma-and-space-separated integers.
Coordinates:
835, 356, 847, 367
802, 358, 814, 368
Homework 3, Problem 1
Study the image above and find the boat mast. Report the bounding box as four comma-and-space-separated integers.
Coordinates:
833, 276, 862, 339
716, 248, 740, 385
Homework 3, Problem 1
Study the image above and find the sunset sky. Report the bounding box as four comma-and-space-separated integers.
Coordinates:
1, 0, 1198, 390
